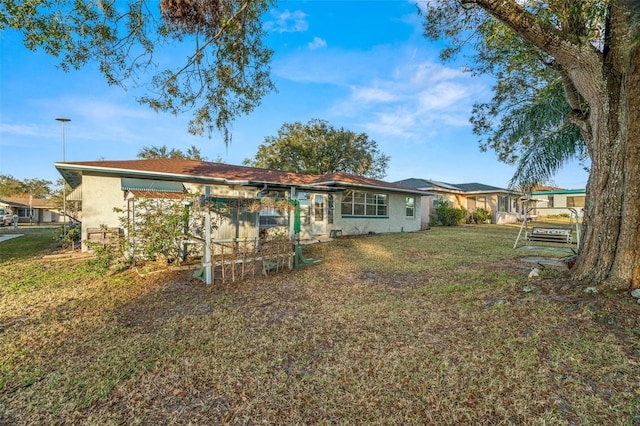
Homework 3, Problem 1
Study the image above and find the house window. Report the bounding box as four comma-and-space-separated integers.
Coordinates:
259, 206, 289, 227
327, 194, 334, 224
567, 196, 585, 207
297, 192, 311, 224
405, 197, 415, 217
252, 191, 290, 227
468, 196, 487, 210
341, 190, 388, 217
547, 195, 555, 208
498, 196, 511, 212
467, 197, 476, 210
17, 208, 30, 218
314, 194, 324, 222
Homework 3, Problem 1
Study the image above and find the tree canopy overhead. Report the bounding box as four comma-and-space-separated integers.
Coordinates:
0, 0, 275, 141
244, 119, 390, 179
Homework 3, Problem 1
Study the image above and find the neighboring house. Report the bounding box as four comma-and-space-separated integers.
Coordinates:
527, 188, 586, 217
394, 178, 523, 226
55, 159, 427, 251
0, 195, 61, 225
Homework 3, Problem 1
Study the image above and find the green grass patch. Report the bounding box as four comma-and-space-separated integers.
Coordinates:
0, 228, 59, 263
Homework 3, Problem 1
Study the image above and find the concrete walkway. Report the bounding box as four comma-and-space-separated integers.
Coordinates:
0, 234, 24, 243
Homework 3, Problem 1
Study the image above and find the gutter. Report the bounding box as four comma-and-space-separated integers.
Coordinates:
315, 180, 431, 196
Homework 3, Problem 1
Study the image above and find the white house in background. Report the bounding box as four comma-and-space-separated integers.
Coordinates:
0, 195, 62, 225
55, 159, 427, 250
527, 188, 586, 217
394, 178, 523, 226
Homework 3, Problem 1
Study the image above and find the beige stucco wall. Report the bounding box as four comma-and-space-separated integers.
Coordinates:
327, 192, 422, 237
80, 174, 127, 249
79, 176, 265, 250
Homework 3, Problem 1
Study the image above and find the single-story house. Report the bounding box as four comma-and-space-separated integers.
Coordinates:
393, 178, 523, 226
55, 159, 427, 251
527, 188, 586, 217
0, 195, 62, 225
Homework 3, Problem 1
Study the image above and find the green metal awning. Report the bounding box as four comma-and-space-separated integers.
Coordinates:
121, 178, 185, 193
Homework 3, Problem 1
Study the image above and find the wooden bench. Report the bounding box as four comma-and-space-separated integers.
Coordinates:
526, 227, 573, 244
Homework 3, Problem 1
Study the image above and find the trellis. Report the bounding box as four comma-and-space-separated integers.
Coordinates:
195, 236, 294, 284
192, 195, 319, 285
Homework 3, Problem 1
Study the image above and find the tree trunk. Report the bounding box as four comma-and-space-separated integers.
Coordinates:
571, 1, 640, 290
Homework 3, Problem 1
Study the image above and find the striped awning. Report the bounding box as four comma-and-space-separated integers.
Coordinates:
121, 178, 185, 193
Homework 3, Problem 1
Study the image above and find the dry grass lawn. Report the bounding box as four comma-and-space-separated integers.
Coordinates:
1, 225, 639, 424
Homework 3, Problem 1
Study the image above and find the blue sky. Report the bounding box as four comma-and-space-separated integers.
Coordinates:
0, 0, 588, 189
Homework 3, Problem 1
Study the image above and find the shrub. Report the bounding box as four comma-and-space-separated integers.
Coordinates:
53, 224, 81, 249
435, 201, 467, 226
114, 195, 202, 266
468, 208, 492, 224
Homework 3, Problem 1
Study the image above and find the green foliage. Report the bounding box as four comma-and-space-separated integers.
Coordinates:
0, 174, 53, 197
0, 174, 23, 197
244, 119, 390, 179
434, 200, 466, 226
53, 224, 81, 250
468, 207, 491, 224
114, 194, 202, 265
1, 0, 275, 140
86, 239, 120, 274
137, 144, 207, 161
469, 25, 588, 190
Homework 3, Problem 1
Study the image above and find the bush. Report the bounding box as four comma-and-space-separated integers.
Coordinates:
468, 208, 492, 224
434, 201, 467, 226
86, 239, 119, 273
53, 224, 81, 249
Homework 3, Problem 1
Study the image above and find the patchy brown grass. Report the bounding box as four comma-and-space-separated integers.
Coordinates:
1, 226, 639, 424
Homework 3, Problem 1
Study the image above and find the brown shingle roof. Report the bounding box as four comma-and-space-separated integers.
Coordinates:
61, 159, 316, 185
0, 196, 56, 209
57, 159, 425, 195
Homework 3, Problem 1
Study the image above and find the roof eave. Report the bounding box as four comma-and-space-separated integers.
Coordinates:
316, 180, 431, 196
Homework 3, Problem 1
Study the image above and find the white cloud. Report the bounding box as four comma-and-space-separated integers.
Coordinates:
264, 9, 308, 33
0, 123, 45, 137
307, 36, 327, 50
331, 55, 488, 140
350, 85, 399, 104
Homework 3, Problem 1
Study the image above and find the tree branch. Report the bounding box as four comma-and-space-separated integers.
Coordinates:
466, 0, 605, 102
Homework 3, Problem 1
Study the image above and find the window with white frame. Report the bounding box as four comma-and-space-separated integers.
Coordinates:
498, 195, 512, 212
314, 194, 324, 222
405, 197, 415, 217
341, 190, 388, 217
297, 192, 311, 224
327, 194, 334, 224
433, 194, 447, 208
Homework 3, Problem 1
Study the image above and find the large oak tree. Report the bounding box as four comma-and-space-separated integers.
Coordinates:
244, 119, 390, 179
